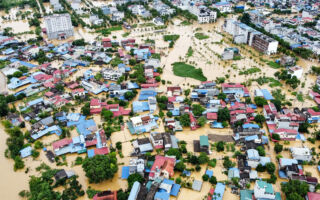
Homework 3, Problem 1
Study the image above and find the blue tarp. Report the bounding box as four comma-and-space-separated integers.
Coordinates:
87, 149, 95, 158
121, 166, 130, 179
296, 133, 306, 141
318, 166, 320, 172
243, 123, 259, 129
279, 170, 287, 178
212, 183, 225, 200
154, 192, 169, 200
245, 135, 259, 141
206, 170, 213, 178
170, 184, 181, 196
183, 170, 191, 176
261, 89, 274, 100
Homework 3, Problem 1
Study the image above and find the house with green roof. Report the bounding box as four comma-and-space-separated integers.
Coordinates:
254, 180, 281, 200
240, 190, 253, 200
199, 135, 209, 153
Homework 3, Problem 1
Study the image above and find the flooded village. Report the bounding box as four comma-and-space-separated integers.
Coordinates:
1, 0, 320, 200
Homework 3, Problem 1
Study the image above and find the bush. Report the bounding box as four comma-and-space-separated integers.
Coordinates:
209, 176, 217, 185
274, 143, 283, 153
202, 174, 209, 181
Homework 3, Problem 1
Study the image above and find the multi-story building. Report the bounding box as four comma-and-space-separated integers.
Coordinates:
44, 14, 74, 40
251, 34, 278, 55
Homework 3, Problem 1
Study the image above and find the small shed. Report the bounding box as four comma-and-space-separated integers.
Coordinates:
192, 180, 203, 192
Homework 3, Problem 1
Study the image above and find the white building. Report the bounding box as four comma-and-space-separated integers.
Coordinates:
254, 180, 277, 200
212, 2, 233, 13
290, 147, 312, 162
189, 6, 216, 24
288, 66, 303, 79
44, 14, 74, 40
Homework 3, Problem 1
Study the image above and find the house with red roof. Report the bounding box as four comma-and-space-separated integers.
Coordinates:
167, 86, 182, 97
221, 83, 249, 97
53, 138, 73, 152
93, 191, 117, 200
89, 99, 130, 116
189, 112, 198, 130
72, 88, 86, 98
307, 109, 320, 123
206, 113, 217, 122
273, 128, 298, 141
263, 102, 278, 120
307, 192, 320, 200
102, 38, 112, 48
149, 155, 176, 180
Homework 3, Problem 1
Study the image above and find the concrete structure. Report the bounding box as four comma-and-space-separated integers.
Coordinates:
251, 34, 278, 55
44, 14, 74, 40
290, 147, 312, 162
288, 66, 303, 79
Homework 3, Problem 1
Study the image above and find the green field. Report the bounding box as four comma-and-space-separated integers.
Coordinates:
163, 35, 180, 42
172, 62, 207, 81
194, 33, 209, 40
267, 61, 281, 69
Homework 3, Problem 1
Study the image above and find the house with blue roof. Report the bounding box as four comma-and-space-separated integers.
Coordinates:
8, 77, 32, 90
20, 146, 32, 158
212, 183, 225, 200
139, 88, 157, 101
31, 125, 62, 140
133, 101, 150, 113
128, 181, 141, 200
128, 114, 158, 134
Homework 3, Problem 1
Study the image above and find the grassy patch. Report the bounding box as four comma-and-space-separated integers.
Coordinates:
239, 67, 261, 75
151, 53, 160, 59
194, 33, 209, 40
172, 62, 207, 81
297, 93, 304, 102
181, 21, 192, 26
255, 76, 282, 88
122, 32, 130, 37
267, 61, 281, 69
163, 34, 180, 42
186, 47, 193, 57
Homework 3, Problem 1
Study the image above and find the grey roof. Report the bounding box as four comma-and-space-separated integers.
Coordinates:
192, 180, 203, 191
40, 116, 54, 126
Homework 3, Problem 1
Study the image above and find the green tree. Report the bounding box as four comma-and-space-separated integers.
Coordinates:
216, 141, 224, 152
101, 108, 113, 121
166, 148, 182, 159
209, 176, 217, 185
192, 104, 205, 116
127, 173, 144, 190
82, 153, 118, 183
256, 146, 266, 156
272, 133, 280, 140
274, 143, 283, 153
202, 174, 209, 181
217, 108, 230, 122
14, 156, 25, 171
81, 103, 90, 116
240, 13, 251, 24
223, 156, 233, 169
254, 114, 266, 124
197, 116, 207, 127
179, 113, 190, 127
281, 180, 309, 200
217, 93, 226, 100
174, 161, 186, 172
254, 96, 268, 107
266, 162, 276, 174
198, 152, 209, 164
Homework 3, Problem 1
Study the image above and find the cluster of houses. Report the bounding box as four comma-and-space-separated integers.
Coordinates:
242, 6, 320, 56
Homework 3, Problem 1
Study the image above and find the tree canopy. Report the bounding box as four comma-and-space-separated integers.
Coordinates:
82, 153, 118, 183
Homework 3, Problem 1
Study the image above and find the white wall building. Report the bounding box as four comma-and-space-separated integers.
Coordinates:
44, 14, 74, 40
